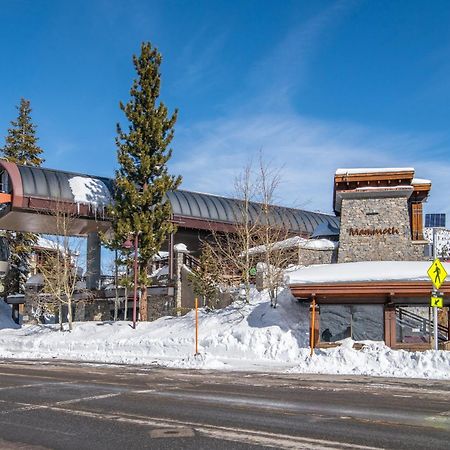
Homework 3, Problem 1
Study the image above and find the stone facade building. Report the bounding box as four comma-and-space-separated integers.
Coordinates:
288, 168, 450, 350
334, 168, 431, 263
338, 194, 427, 263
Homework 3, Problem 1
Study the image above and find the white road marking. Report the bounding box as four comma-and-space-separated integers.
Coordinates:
19, 404, 382, 450
54, 392, 123, 405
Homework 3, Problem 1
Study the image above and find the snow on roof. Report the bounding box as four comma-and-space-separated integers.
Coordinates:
36, 236, 64, 252
286, 261, 449, 285
412, 178, 432, 185
153, 251, 169, 261
335, 168, 414, 175
247, 236, 338, 255
354, 185, 413, 191
301, 239, 338, 250
68, 176, 112, 206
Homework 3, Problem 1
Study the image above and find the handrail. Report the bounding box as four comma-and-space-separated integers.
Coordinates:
396, 307, 448, 341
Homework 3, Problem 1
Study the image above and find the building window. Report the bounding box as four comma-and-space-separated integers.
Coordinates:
396, 306, 431, 344
320, 304, 384, 342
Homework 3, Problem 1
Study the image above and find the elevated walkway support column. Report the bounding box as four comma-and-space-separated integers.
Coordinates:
86, 232, 101, 290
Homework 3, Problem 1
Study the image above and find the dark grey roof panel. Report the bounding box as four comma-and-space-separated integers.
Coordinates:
304, 211, 320, 229
171, 190, 339, 235
14, 165, 339, 235
166, 191, 182, 215
174, 191, 192, 216
17, 165, 113, 202
205, 195, 222, 221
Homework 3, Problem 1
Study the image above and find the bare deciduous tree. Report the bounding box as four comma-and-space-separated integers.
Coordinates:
32, 204, 83, 331
253, 157, 291, 307
204, 155, 290, 305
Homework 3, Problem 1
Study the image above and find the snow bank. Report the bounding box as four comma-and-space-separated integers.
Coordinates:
287, 339, 450, 379
0, 289, 309, 370
68, 176, 112, 206
286, 261, 448, 285
0, 290, 449, 379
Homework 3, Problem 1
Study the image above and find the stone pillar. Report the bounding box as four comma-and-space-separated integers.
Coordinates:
174, 244, 188, 315
86, 232, 101, 290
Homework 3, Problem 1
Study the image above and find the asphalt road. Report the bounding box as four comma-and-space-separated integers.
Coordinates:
0, 360, 447, 449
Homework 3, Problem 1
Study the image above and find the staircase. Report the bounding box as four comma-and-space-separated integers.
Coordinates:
396, 307, 449, 342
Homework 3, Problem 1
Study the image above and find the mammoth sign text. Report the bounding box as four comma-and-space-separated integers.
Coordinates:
348, 227, 400, 236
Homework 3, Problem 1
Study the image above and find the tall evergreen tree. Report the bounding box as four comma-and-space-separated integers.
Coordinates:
2, 98, 44, 166
109, 42, 182, 321
1, 98, 44, 295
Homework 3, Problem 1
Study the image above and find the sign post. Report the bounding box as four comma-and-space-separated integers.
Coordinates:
310, 298, 316, 357
427, 259, 447, 350
195, 297, 199, 356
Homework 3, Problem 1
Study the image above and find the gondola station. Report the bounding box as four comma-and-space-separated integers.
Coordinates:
286, 168, 449, 350
0, 161, 447, 349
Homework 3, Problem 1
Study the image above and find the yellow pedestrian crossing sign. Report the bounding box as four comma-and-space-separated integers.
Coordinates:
427, 258, 447, 290
431, 296, 444, 308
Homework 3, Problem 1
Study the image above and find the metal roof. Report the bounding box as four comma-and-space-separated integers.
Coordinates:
13, 165, 339, 235
167, 190, 339, 234
18, 165, 114, 201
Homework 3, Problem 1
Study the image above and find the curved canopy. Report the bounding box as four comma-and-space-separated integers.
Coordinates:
167, 190, 339, 234
0, 161, 339, 236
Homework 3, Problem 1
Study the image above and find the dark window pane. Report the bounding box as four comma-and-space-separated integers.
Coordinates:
351, 305, 384, 341
320, 305, 351, 342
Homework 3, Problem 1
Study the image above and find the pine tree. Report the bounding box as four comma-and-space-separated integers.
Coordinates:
109, 42, 182, 321
1, 98, 44, 295
2, 98, 44, 166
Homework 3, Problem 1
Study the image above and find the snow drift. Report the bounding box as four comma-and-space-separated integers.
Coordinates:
0, 289, 449, 379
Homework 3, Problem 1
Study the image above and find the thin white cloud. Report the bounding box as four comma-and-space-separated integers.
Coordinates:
171, 112, 450, 218
245, 0, 357, 109
173, 27, 228, 91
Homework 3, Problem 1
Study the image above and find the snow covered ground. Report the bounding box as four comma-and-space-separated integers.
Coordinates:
0, 289, 449, 379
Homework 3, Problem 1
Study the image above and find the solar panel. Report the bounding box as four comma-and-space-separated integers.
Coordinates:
425, 213, 446, 228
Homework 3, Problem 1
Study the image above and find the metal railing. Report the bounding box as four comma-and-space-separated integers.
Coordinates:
396, 307, 448, 342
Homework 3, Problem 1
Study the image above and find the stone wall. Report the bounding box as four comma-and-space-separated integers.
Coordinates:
338, 196, 427, 262
296, 247, 338, 266
147, 287, 176, 320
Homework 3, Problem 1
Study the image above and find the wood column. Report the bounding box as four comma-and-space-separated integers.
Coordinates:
384, 304, 396, 347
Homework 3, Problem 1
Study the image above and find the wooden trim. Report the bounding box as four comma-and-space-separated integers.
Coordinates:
410, 202, 424, 240
334, 171, 414, 183
391, 343, 432, 351
290, 281, 450, 298
309, 299, 320, 349
384, 304, 396, 347
411, 183, 431, 192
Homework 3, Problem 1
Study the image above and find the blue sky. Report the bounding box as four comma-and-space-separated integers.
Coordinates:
1, 0, 450, 217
